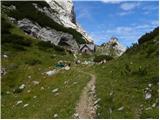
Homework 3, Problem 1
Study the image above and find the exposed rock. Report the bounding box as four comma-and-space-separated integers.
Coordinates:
145, 92, 152, 100
3, 54, 8, 58
73, 82, 77, 85
1, 68, 7, 76
23, 104, 29, 108
41, 86, 45, 90
152, 103, 156, 108
16, 100, 23, 105
6, 91, 10, 94
17, 18, 79, 51
74, 113, 79, 118
32, 81, 40, 85
5, 0, 94, 52
28, 75, 31, 79
54, 93, 59, 96
64, 66, 70, 70
45, 69, 57, 76
27, 90, 31, 93
117, 106, 124, 111
148, 83, 152, 87
19, 84, 25, 90
53, 113, 58, 118
8, 5, 16, 10
33, 96, 37, 99
97, 37, 126, 57
52, 88, 59, 93
145, 107, 152, 110
94, 98, 101, 105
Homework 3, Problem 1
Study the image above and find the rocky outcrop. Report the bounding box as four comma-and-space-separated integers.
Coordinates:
97, 37, 126, 57
17, 18, 79, 51
3, 0, 93, 52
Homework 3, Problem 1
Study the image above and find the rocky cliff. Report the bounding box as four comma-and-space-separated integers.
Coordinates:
97, 37, 126, 57
2, 0, 93, 52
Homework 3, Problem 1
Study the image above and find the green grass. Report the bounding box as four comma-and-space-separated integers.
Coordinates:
1, 16, 91, 118
95, 35, 159, 118
1, 5, 159, 119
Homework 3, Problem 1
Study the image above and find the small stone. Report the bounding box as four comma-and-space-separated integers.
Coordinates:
28, 76, 31, 79
73, 82, 77, 85
52, 88, 59, 93
33, 96, 37, 99
23, 104, 29, 108
53, 114, 58, 118
64, 81, 68, 84
6, 91, 10, 94
145, 92, 152, 100
152, 103, 156, 108
74, 113, 79, 118
32, 81, 40, 85
41, 86, 44, 90
27, 90, 31, 93
45, 70, 56, 76
55, 93, 59, 96
109, 91, 113, 96
118, 106, 124, 111
94, 98, 101, 105
109, 108, 112, 113
16, 100, 23, 105
148, 83, 152, 87
145, 107, 152, 110
3, 55, 8, 58
19, 84, 25, 89
64, 66, 70, 70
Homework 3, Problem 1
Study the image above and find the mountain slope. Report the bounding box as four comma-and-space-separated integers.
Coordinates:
2, 1, 93, 52
1, 13, 91, 118
95, 27, 159, 118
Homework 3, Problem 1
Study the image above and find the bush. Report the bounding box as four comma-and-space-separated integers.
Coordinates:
25, 58, 42, 65
138, 27, 159, 44
37, 40, 53, 51
94, 55, 113, 62
2, 34, 32, 47
1, 16, 13, 34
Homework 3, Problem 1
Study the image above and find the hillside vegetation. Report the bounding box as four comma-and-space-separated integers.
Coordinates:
95, 27, 159, 118
1, 15, 91, 118
1, 2, 159, 118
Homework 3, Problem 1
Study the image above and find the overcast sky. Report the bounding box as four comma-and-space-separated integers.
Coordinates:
73, 0, 159, 46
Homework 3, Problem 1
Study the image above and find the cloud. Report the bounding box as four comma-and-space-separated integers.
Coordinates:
118, 11, 133, 16
120, 2, 140, 11
76, 8, 93, 21
91, 22, 157, 46
101, 0, 121, 4
151, 20, 159, 26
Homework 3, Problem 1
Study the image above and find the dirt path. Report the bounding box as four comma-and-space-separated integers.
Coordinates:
74, 73, 97, 119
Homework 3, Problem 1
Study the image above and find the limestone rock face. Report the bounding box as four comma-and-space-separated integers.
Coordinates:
17, 18, 79, 51
4, 0, 93, 52
97, 37, 126, 57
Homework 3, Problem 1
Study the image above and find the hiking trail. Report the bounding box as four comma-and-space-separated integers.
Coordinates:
74, 73, 97, 119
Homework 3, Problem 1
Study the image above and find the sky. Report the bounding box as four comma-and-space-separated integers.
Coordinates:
73, 0, 159, 47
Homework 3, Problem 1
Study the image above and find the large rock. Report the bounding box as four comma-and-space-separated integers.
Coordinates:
4, 0, 94, 52
97, 37, 126, 57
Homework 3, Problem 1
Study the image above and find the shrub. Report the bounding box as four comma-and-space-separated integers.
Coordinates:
37, 40, 53, 50
2, 34, 32, 46
138, 27, 159, 45
94, 55, 113, 62
25, 58, 42, 65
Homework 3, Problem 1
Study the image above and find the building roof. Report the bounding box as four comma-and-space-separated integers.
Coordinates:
80, 44, 95, 51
